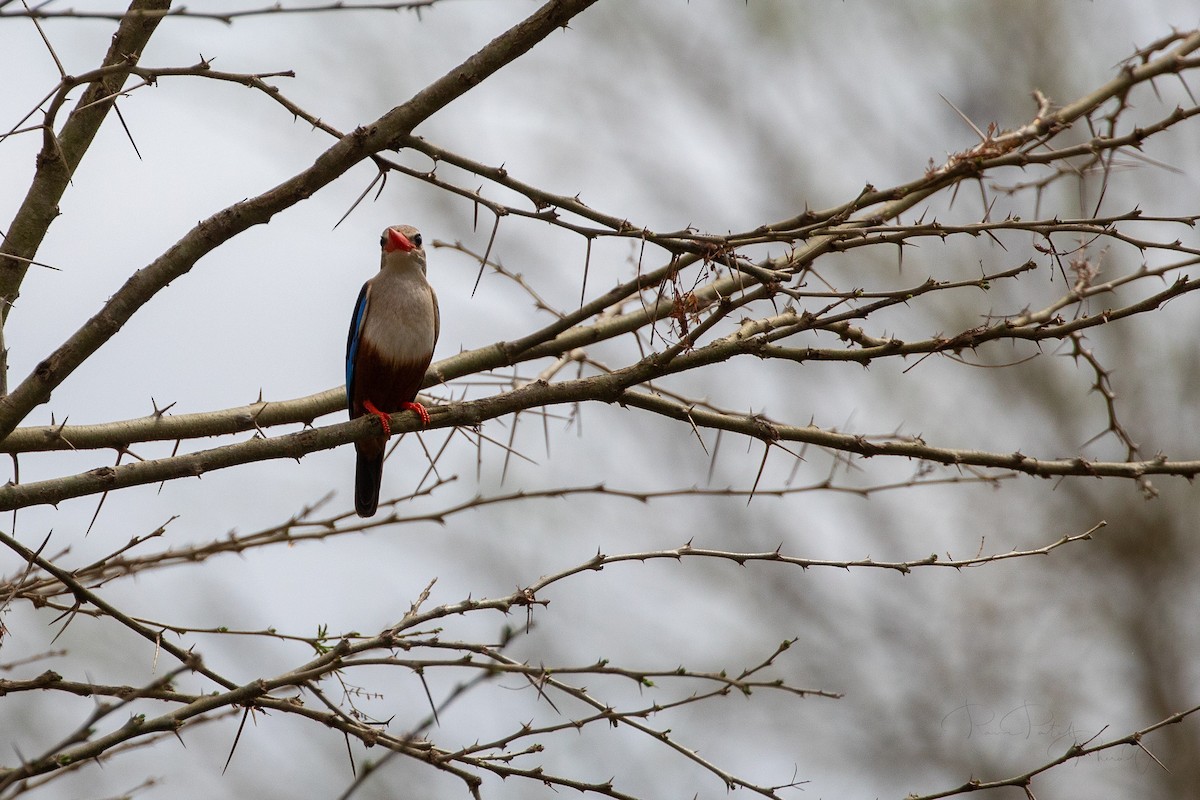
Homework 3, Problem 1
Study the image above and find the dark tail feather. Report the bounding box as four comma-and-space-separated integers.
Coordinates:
355, 451, 384, 517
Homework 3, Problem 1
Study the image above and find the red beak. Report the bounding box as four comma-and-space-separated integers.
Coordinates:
384, 228, 415, 253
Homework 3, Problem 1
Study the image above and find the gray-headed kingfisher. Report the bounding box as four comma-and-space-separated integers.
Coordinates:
346, 225, 439, 517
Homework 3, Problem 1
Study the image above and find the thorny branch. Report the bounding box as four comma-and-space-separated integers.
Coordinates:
2, 37, 1199, 501
0, 514, 1107, 799
0, 1, 447, 24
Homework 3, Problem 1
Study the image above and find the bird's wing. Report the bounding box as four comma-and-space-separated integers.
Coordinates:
431, 285, 440, 345
346, 281, 371, 413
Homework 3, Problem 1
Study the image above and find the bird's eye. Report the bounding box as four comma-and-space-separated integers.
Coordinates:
412, 233, 423, 248
379, 233, 387, 248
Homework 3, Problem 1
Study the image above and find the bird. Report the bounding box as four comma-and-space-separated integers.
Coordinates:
346, 224, 440, 517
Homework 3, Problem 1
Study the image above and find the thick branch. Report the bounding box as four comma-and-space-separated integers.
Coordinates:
3, 359, 1198, 511
0, 0, 172, 325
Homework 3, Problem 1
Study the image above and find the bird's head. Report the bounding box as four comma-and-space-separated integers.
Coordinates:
379, 224, 426, 272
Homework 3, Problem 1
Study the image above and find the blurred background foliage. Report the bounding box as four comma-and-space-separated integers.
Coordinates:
2, 2, 1199, 798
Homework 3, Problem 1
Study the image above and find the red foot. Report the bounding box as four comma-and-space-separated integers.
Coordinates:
401, 401, 431, 427
363, 399, 392, 438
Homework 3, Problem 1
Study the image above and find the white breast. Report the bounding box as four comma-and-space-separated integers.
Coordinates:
362, 262, 438, 364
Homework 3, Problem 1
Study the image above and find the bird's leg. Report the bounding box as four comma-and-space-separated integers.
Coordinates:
362, 399, 392, 438
400, 401, 431, 427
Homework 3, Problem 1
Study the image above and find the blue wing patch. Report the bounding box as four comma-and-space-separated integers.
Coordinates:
346, 282, 370, 411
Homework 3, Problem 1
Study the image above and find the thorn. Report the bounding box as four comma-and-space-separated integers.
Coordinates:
417, 668, 440, 727
472, 214, 501, 297
580, 236, 592, 308
748, 440, 771, 505
150, 397, 176, 418
940, 93, 988, 141
222, 707, 252, 775
112, 102, 142, 160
